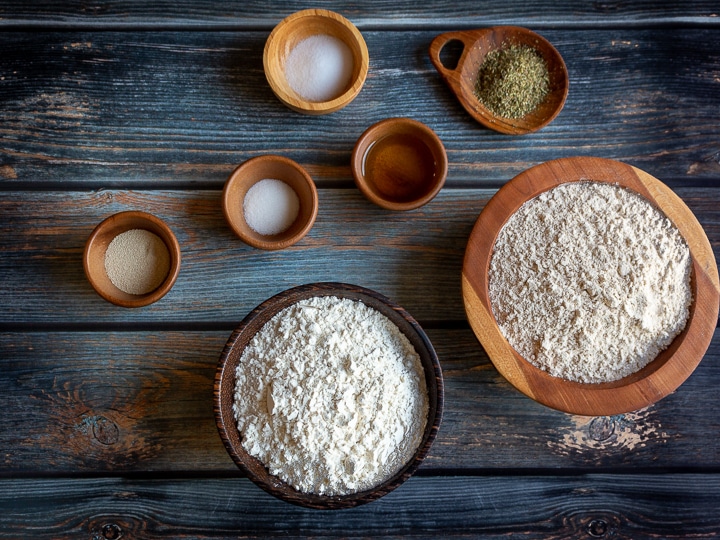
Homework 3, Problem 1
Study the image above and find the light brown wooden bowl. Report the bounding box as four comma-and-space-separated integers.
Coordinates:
351, 117, 448, 211
462, 157, 720, 416
83, 211, 181, 308
429, 26, 568, 135
214, 282, 444, 509
263, 9, 369, 115
222, 155, 319, 250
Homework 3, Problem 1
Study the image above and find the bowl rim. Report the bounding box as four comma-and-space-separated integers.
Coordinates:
214, 282, 444, 509
222, 154, 319, 250
263, 8, 370, 115
83, 210, 181, 308
351, 117, 448, 211
462, 156, 720, 415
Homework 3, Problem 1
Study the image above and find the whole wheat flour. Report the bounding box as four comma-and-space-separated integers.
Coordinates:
233, 295, 429, 496
488, 181, 692, 383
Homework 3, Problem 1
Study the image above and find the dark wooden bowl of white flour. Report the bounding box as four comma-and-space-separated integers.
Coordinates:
214, 282, 443, 509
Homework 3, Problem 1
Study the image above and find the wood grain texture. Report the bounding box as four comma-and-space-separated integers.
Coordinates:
0, 29, 719, 187
0, 187, 717, 324
1, 475, 720, 539
0, 0, 717, 27
1, 0, 719, 535
1, 329, 719, 473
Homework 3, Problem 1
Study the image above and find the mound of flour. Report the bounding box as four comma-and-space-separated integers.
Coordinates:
233, 295, 428, 496
488, 181, 693, 383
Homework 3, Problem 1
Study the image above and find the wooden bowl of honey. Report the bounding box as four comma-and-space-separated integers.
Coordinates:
351, 118, 448, 211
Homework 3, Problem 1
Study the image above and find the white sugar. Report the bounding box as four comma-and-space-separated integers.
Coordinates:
243, 178, 300, 236
284, 34, 354, 102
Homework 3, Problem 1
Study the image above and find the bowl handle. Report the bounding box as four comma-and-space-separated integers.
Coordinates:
428, 31, 475, 83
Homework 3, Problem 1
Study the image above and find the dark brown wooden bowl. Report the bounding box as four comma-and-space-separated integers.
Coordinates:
429, 26, 568, 135
462, 157, 720, 415
83, 210, 181, 308
214, 282, 444, 509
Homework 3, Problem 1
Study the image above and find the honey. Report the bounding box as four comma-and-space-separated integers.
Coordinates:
361, 133, 437, 204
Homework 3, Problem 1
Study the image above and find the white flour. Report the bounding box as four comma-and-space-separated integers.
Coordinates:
489, 181, 693, 383
233, 295, 428, 496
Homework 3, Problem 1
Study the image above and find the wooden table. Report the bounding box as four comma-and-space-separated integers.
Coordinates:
1, 2, 719, 537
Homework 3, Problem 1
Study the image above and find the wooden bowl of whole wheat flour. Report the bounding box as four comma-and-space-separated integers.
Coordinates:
214, 282, 443, 509
462, 156, 719, 416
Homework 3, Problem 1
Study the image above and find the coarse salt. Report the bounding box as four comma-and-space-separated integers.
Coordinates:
243, 178, 300, 236
284, 34, 354, 102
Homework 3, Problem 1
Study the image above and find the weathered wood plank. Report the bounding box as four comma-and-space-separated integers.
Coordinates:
1, 474, 719, 539
1, 329, 718, 473
0, 187, 717, 323
0, 29, 718, 187
0, 1, 717, 27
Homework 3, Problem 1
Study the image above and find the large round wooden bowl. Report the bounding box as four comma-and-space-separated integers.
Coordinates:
462, 157, 719, 416
214, 282, 444, 509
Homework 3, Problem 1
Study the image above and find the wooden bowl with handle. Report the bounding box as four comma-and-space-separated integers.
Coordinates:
462, 157, 719, 416
264, 9, 369, 115
429, 26, 568, 135
214, 282, 444, 509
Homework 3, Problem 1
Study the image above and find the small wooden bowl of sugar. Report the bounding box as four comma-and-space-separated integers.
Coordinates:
263, 9, 369, 115
84, 211, 181, 308
222, 155, 319, 250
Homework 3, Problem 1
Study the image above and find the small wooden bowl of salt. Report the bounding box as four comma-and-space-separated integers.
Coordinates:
263, 9, 369, 115
222, 155, 319, 250
84, 211, 181, 308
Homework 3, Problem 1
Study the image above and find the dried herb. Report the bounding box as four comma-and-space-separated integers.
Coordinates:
474, 43, 550, 119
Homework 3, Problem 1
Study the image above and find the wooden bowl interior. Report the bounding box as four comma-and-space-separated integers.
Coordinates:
351, 118, 448, 211
214, 282, 443, 509
264, 9, 369, 115
462, 156, 720, 415
83, 211, 181, 308
429, 26, 569, 135
222, 155, 318, 250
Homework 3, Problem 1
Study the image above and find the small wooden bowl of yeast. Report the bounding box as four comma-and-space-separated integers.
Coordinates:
214, 282, 443, 509
83, 211, 181, 308
462, 156, 719, 416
